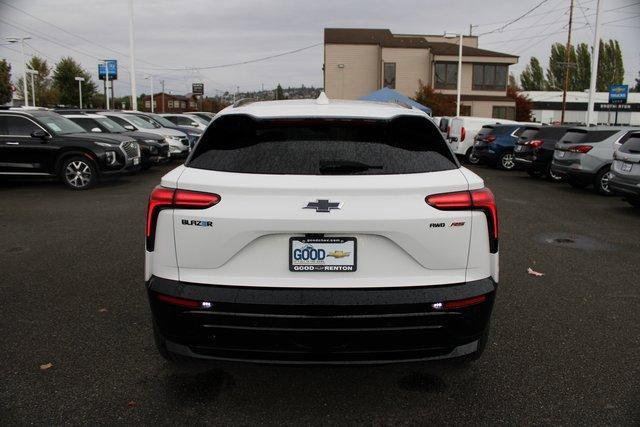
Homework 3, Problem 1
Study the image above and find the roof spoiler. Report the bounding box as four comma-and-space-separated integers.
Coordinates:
232, 98, 257, 108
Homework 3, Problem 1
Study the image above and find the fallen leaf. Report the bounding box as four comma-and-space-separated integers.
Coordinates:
127, 400, 138, 408
98, 308, 108, 313
527, 267, 544, 277
39, 362, 53, 370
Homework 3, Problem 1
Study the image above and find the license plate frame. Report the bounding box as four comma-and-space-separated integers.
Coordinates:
621, 162, 633, 172
289, 236, 357, 272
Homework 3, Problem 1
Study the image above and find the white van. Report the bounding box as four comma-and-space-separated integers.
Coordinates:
448, 116, 518, 163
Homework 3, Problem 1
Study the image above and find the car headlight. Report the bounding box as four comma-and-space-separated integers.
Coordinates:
187, 132, 201, 137
143, 139, 158, 143
94, 141, 116, 148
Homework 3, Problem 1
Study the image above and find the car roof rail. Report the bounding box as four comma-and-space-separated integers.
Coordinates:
232, 98, 257, 108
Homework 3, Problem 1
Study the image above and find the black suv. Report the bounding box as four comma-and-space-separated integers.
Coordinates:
513, 125, 571, 182
0, 110, 140, 190
60, 113, 169, 169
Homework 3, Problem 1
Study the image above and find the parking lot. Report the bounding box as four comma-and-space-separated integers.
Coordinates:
1, 162, 639, 425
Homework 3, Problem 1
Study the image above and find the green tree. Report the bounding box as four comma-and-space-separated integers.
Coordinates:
574, 43, 591, 91
52, 57, 97, 106
546, 43, 577, 91
597, 39, 624, 91
15, 56, 60, 106
508, 73, 520, 90
519, 57, 546, 90
275, 84, 284, 100
0, 59, 12, 104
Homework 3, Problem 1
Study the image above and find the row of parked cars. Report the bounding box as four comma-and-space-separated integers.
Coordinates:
0, 107, 215, 190
434, 115, 639, 208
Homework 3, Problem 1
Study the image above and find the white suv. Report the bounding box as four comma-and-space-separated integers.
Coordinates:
145, 96, 499, 364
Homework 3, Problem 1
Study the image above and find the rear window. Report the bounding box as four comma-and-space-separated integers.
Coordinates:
476, 126, 494, 137
561, 130, 618, 144
619, 135, 640, 154
188, 115, 458, 175
519, 127, 539, 141
493, 126, 516, 135
536, 126, 569, 140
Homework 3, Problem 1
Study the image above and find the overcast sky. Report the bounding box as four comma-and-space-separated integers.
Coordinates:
1, 0, 638, 97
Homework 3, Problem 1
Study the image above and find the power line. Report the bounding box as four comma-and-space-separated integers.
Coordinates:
477, 0, 551, 36
575, 0, 594, 35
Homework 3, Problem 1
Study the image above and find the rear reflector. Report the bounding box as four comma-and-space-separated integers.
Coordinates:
146, 186, 220, 251
426, 188, 498, 253
156, 293, 201, 309
443, 295, 487, 310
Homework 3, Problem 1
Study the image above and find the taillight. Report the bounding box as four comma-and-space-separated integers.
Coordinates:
485, 135, 496, 143
426, 188, 498, 253
461, 126, 466, 142
146, 186, 220, 251
528, 139, 543, 148
568, 145, 593, 153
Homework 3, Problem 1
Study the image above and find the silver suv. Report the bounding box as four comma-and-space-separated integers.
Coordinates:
610, 132, 640, 208
551, 126, 639, 195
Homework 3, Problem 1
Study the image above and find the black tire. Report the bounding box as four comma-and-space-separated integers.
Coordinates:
153, 321, 194, 364
466, 148, 480, 165
568, 177, 589, 189
526, 168, 543, 178
545, 163, 565, 182
497, 152, 516, 170
59, 156, 98, 190
594, 167, 615, 196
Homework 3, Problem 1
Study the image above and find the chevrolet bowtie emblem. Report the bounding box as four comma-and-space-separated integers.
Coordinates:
303, 199, 342, 213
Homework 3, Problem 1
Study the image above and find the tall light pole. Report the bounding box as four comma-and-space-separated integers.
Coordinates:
128, 0, 138, 110
101, 59, 110, 110
75, 76, 85, 109
586, 0, 603, 126
6, 37, 31, 107
444, 32, 463, 117
145, 75, 154, 112
26, 69, 38, 107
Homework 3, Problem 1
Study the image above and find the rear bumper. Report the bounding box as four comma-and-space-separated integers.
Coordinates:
473, 146, 499, 162
550, 161, 595, 180
609, 174, 640, 197
147, 276, 497, 364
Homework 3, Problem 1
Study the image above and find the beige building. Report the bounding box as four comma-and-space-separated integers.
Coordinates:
324, 28, 519, 119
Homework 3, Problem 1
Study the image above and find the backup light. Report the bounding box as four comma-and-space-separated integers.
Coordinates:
431, 302, 443, 310
201, 301, 212, 309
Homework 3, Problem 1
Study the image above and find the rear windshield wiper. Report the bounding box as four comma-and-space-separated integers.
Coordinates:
318, 160, 383, 175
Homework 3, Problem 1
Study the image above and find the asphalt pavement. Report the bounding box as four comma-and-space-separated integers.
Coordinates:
1, 163, 639, 425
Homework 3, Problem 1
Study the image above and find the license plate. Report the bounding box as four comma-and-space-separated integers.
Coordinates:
289, 237, 357, 272
557, 151, 565, 158
622, 162, 632, 172
133, 157, 140, 165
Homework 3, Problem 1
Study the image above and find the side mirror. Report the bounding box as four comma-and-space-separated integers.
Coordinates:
124, 125, 135, 131
31, 130, 50, 140
91, 127, 102, 133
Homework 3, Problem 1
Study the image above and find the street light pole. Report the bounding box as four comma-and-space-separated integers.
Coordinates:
75, 76, 85, 109
128, 0, 138, 110
586, 0, 603, 126
102, 60, 110, 110
26, 69, 38, 107
6, 37, 31, 107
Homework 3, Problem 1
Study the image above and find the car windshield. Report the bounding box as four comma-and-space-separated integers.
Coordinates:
145, 113, 175, 128
188, 115, 458, 175
123, 114, 160, 129
38, 114, 87, 135
95, 117, 127, 132
188, 115, 209, 125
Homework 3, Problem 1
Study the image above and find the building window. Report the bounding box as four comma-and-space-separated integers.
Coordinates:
145, 101, 150, 108
168, 100, 174, 108
181, 101, 186, 108
492, 106, 516, 120
434, 62, 458, 89
190, 101, 196, 108
461, 105, 472, 116
383, 62, 396, 89
473, 64, 508, 90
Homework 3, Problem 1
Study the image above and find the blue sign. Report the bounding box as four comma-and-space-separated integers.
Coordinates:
98, 60, 118, 80
608, 84, 628, 104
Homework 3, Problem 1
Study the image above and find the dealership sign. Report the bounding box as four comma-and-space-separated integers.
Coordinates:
608, 84, 628, 104
98, 60, 118, 80
192, 83, 204, 95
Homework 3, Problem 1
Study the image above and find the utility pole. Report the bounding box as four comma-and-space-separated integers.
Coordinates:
6, 37, 31, 107
586, 0, 602, 126
560, 0, 574, 124
128, 0, 138, 110
26, 69, 38, 107
160, 80, 165, 112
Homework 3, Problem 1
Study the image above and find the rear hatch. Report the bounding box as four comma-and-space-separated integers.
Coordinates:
172, 114, 477, 288
554, 129, 618, 165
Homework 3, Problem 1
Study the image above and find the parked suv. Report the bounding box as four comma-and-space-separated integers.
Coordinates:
610, 131, 640, 208
513, 125, 570, 181
160, 113, 208, 131
472, 124, 528, 170
0, 110, 140, 190
145, 97, 499, 364
551, 127, 638, 195
62, 113, 169, 169
448, 116, 518, 164
125, 111, 202, 149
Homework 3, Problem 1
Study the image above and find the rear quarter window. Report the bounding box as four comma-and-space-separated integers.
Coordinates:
188, 115, 458, 175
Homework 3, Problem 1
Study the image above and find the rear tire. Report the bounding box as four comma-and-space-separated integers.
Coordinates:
466, 148, 480, 165
594, 167, 614, 196
59, 156, 98, 190
497, 152, 515, 170
153, 322, 195, 364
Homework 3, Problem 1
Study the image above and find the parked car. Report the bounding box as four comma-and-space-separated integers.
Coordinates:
62, 113, 169, 169
189, 112, 215, 123
145, 97, 499, 364
160, 113, 208, 131
124, 111, 202, 149
472, 124, 526, 170
610, 131, 640, 208
551, 127, 639, 195
432, 116, 450, 139
513, 125, 571, 182
0, 109, 140, 190
448, 116, 518, 164
99, 111, 191, 157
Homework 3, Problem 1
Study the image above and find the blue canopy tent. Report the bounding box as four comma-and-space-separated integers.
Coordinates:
359, 87, 432, 115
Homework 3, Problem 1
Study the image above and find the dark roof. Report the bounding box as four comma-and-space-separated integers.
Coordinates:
324, 28, 518, 58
